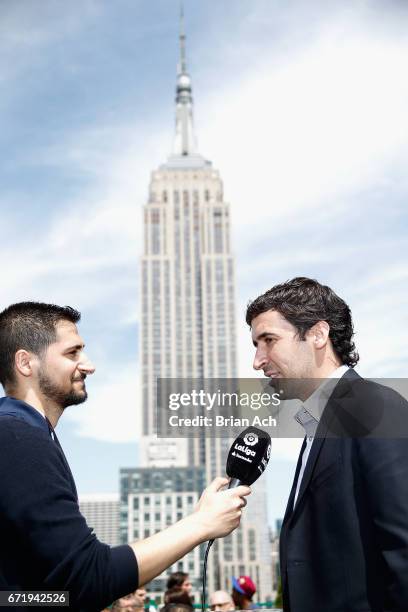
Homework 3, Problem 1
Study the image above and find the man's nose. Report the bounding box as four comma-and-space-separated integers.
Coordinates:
78, 352, 96, 375
253, 347, 266, 371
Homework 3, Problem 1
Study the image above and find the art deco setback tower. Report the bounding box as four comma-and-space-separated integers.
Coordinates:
139, 13, 272, 600
140, 12, 237, 476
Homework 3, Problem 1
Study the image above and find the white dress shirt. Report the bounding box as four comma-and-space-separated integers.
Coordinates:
293, 365, 349, 507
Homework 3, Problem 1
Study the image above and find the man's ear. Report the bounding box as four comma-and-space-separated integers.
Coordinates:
14, 350, 38, 378
307, 321, 330, 349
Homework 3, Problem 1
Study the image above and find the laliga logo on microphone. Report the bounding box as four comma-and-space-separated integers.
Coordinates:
234, 432, 259, 458
234, 443, 256, 457
243, 432, 258, 447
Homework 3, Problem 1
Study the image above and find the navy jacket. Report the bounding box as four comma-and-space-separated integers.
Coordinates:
0, 397, 138, 611
280, 369, 408, 612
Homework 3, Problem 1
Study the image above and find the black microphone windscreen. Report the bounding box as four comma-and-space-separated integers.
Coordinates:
226, 427, 271, 486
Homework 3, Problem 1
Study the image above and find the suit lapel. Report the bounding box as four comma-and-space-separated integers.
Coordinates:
282, 437, 307, 527
280, 436, 307, 596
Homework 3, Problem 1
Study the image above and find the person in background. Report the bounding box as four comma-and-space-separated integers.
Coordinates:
112, 587, 146, 612
134, 587, 148, 611
231, 576, 256, 610
166, 572, 192, 596
162, 575, 193, 612
112, 587, 147, 612
164, 571, 193, 608
209, 590, 235, 612
163, 588, 193, 608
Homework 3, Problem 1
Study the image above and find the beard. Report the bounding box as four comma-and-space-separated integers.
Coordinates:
38, 368, 88, 409
267, 376, 316, 401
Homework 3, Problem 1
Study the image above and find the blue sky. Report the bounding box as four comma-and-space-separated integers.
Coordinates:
1, 0, 408, 526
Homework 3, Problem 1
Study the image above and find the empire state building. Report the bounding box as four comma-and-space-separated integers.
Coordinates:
140, 12, 237, 478
138, 10, 271, 600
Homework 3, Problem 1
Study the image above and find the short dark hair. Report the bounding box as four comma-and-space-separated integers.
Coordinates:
246, 277, 359, 367
166, 572, 188, 591
0, 302, 81, 388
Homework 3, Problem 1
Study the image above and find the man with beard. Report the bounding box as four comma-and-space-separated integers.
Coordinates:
0, 302, 250, 611
246, 277, 408, 612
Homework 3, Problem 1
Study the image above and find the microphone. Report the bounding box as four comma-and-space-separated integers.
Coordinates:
226, 426, 272, 488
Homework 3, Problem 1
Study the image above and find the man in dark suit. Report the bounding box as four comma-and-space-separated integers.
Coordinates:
246, 277, 408, 612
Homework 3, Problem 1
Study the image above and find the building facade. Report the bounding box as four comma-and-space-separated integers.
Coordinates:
79, 493, 120, 547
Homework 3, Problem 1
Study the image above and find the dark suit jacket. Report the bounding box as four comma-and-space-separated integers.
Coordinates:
279, 369, 408, 612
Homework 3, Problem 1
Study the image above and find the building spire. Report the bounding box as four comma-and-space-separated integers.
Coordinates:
173, 2, 197, 156
179, 3, 187, 74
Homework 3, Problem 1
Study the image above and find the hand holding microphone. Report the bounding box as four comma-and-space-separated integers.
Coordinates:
194, 476, 251, 540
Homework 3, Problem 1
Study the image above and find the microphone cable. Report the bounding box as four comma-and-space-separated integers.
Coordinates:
201, 539, 214, 612
201, 486, 239, 611
201, 479, 239, 610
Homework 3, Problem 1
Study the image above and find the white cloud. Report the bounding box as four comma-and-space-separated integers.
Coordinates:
198, 24, 408, 227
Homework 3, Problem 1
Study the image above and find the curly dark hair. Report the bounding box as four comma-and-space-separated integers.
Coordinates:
246, 277, 359, 367
0, 301, 81, 388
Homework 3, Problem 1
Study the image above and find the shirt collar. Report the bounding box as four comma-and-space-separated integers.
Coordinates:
294, 365, 349, 437
0, 396, 51, 437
